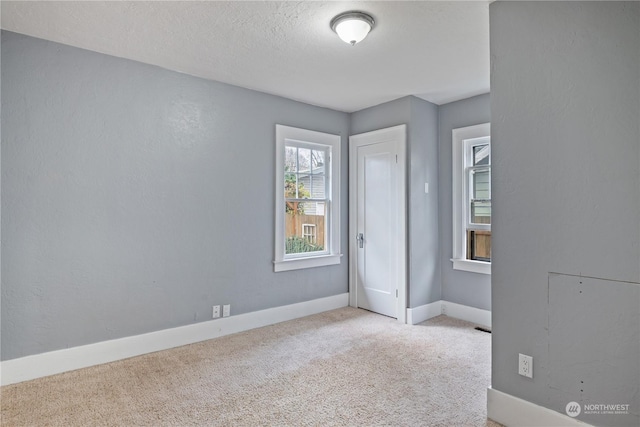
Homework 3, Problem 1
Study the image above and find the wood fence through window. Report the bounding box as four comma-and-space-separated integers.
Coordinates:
285, 214, 325, 246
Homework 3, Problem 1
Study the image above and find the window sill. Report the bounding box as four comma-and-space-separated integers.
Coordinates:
451, 258, 491, 275
274, 254, 342, 272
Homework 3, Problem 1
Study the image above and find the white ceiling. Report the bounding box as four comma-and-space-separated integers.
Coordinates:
1, 1, 490, 113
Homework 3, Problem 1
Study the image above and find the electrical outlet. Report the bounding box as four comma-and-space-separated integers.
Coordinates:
223, 304, 231, 317
212, 305, 220, 319
519, 353, 533, 378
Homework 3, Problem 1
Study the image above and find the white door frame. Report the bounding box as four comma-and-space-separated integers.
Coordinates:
349, 124, 407, 323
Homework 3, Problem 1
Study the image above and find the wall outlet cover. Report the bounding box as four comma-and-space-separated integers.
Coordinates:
223, 304, 231, 317
519, 353, 533, 378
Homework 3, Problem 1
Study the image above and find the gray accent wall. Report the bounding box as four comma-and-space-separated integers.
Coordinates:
438, 94, 491, 311
491, 2, 639, 425
1, 31, 350, 361
351, 96, 441, 308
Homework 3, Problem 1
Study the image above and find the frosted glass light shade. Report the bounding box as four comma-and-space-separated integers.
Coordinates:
330, 12, 375, 46
335, 19, 371, 45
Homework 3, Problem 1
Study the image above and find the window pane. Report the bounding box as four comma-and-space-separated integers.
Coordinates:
470, 200, 491, 224
473, 144, 490, 166
311, 150, 325, 174
472, 169, 490, 199
297, 174, 311, 199
285, 201, 326, 255
467, 230, 491, 262
310, 176, 326, 199
285, 146, 297, 172
284, 172, 301, 200
470, 167, 491, 225
298, 148, 311, 173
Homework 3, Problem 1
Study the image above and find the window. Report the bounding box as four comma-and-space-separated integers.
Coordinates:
274, 125, 341, 272
302, 224, 317, 244
452, 123, 491, 275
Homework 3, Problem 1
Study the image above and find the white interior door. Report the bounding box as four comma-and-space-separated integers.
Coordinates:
349, 125, 406, 322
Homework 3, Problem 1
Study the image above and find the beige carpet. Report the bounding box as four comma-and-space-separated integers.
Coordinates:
1, 307, 502, 426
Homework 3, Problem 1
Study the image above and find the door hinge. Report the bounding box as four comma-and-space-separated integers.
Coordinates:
396, 289, 398, 298
395, 154, 398, 163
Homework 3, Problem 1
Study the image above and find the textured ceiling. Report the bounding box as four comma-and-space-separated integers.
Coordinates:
1, 1, 490, 112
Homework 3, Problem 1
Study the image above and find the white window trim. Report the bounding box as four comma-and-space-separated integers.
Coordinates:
452, 123, 491, 275
274, 125, 341, 272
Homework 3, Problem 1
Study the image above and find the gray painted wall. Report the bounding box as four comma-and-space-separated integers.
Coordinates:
350, 96, 441, 308
491, 2, 639, 425
1, 31, 350, 361
438, 94, 491, 311
350, 96, 412, 136
409, 97, 441, 307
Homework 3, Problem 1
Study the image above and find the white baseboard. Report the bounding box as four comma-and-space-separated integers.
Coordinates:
406, 300, 491, 328
406, 300, 442, 324
487, 387, 593, 427
0, 293, 349, 386
441, 300, 491, 328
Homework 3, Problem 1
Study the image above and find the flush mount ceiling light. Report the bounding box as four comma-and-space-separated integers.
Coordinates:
330, 11, 375, 46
